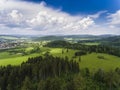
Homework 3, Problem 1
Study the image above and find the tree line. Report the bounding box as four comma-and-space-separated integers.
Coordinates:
45, 40, 120, 57
0, 55, 79, 90
0, 54, 120, 89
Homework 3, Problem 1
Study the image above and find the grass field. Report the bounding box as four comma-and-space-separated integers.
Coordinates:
0, 47, 120, 72
0, 48, 73, 66
0, 54, 40, 66
79, 53, 120, 72
50, 48, 120, 71
50, 48, 77, 59
0, 47, 50, 66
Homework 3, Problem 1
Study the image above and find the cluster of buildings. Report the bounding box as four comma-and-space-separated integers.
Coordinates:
0, 42, 20, 49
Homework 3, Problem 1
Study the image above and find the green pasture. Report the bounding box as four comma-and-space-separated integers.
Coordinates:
79, 53, 120, 72
0, 47, 120, 72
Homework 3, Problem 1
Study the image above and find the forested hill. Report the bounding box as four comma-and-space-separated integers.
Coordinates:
0, 55, 79, 90
1, 54, 120, 90
100, 36, 120, 47
45, 40, 120, 57
33, 35, 114, 41
33, 36, 64, 41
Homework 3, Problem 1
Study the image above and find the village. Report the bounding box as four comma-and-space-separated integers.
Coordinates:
0, 40, 25, 50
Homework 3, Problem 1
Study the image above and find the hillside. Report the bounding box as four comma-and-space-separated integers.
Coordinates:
33, 35, 111, 41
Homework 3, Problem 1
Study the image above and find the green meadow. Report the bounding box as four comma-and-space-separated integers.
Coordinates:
50, 48, 120, 72
0, 47, 120, 72
79, 53, 120, 72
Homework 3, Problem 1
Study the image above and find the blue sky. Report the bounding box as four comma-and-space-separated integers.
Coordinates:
0, 0, 120, 35
23, 0, 120, 14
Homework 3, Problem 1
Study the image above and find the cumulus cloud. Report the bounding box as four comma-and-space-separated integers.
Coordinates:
0, 0, 95, 35
27, 11, 94, 31
8, 10, 23, 22
0, 0, 119, 35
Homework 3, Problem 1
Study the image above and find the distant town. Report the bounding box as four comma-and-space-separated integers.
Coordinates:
0, 39, 26, 49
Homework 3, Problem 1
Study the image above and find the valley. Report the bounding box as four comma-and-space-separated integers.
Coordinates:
0, 35, 120, 72
0, 35, 120, 90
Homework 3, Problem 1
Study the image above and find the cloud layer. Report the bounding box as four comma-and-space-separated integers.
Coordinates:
0, 0, 120, 35
108, 10, 120, 27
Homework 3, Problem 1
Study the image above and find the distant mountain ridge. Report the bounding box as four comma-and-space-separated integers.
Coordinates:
33, 34, 118, 41
0, 34, 119, 41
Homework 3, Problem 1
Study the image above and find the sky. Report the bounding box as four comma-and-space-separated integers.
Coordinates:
0, 0, 120, 35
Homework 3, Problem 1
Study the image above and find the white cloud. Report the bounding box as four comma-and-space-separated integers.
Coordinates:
8, 10, 23, 22
89, 11, 107, 19
0, 0, 119, 35
0, 0, 95, 35
107, 10, 120, 27
3, 9, 24, 27
27, 11, 94, 31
